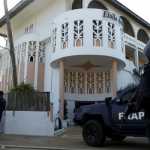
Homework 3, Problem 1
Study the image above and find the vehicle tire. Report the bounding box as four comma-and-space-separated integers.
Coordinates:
82, 120, 105, 147
111, 135, 126, 142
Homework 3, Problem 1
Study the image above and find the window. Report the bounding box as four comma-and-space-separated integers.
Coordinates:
25, 24, 34, 34
120, 16, 135, 37
108, 22, 115, 48
74, 20, 84, 47
72, 0, 82, 9
125, 45, 136, 64
61, 23, 69, 49
137, 29, 149, 44
39, 41, 46, 63
93, 20, 103, 47
121, 91, 134, 103
28, 41, 36, 63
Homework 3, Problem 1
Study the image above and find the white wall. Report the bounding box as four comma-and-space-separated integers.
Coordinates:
11, 0, 67, 42
4, 111, 54, 136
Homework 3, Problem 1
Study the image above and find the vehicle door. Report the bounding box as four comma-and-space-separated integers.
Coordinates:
111, 90, 145, 134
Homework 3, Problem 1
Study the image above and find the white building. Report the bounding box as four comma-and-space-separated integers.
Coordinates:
0, 0, 150, 135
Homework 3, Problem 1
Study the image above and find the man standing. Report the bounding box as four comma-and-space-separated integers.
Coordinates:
0, 91, 6, 122
125, 41, 150, 139
141, 41, 150, 138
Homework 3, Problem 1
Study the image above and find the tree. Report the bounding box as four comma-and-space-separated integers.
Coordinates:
3, 0, 18, 87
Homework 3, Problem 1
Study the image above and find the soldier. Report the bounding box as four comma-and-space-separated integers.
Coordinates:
142, 41, 150, 138
125, 41, 150, 139
0, 91, 6, 122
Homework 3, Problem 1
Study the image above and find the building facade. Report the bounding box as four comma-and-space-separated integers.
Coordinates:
0, 0, 150, 122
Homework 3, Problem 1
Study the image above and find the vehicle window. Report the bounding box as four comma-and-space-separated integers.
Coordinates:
121, 91, 134, 103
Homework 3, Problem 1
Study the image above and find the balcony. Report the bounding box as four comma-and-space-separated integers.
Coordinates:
124, 33, 147, 71
124, 33, 146, 50
50, 9, 126, 68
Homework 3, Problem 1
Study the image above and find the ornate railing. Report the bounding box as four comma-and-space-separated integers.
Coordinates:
50, 9, 125, 66
124, 33, 146, 50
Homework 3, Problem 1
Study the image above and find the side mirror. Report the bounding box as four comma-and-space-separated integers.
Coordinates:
105, 97, 112, 105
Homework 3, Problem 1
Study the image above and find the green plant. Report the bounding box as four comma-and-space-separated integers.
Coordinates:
10, 82, 35, 93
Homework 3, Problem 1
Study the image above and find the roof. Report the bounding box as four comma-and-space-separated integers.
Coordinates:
0, 0, 34, 27
0, 0, 149, 30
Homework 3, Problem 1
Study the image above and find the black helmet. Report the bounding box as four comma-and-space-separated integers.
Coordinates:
144, 40, 150, 61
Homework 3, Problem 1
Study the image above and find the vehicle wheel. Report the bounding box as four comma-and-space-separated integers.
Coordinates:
82, 120, 105, 147
111, 135, 126, 141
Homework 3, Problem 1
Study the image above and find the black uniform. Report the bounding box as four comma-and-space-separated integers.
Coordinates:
125, 63, 150, 138
139, 63, 150, 138
0, 91, 6, 122
136, 63, 150, 113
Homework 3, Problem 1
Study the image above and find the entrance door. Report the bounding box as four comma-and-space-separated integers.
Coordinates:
111, 89, 145, 135
64, 70, 112, 96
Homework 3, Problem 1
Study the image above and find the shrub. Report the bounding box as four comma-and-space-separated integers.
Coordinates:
10, 83, 35, 93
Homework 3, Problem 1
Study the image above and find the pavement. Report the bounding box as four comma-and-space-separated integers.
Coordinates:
0, 126, 149, 150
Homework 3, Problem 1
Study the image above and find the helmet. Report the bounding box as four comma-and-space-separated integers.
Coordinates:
144, 40, 150, 61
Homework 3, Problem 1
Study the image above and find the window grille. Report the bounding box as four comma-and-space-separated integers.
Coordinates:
52, 28, 57, 52
39, 41, 46, 63
93, 20, 103, 47
28, 41, 36, 63
74, 20, 84, 47
108, 22, 115, 48
61, 23, 69, 49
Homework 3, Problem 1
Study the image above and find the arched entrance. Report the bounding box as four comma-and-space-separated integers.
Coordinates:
56, 56, 118, 121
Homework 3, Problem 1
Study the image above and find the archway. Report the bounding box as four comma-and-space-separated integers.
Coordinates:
137, 29, 149, 44
120, 16, 135, 37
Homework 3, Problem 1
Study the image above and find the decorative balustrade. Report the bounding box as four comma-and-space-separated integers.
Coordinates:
50, 9, 125, 67
124, 33, 146, 50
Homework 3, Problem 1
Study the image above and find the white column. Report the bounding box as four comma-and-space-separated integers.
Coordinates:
115, 24, 122, 50
59, 60, 64, 120
68, 21, 74, 49
18, 46, 22, 84
6, 55, 9, 91
24, 42, 29, 83
7, 56, 10, 90
34, 41, 39, 90
135, 47, 139, 68
84, 17, 92, 49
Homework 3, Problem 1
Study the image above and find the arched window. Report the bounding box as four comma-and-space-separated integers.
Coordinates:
88, 0, 107, 10
72, 0, 82, 10
137, 29, 149, 44
120, 16, 135, 37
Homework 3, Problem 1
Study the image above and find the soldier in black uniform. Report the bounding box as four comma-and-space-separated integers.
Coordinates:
0, 91, 6, 122
142, 41, 150, 138
125, 41, 150, 139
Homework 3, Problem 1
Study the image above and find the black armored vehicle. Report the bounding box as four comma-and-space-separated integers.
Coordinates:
74, 85, 148, 146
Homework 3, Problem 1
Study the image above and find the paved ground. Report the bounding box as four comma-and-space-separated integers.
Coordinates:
0, 126, 149, 150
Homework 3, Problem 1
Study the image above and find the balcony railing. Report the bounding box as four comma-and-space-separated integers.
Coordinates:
50, 9, 125, 66
124, 33, 146, 50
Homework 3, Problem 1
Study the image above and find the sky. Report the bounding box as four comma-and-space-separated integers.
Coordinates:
0, 0, 150, 46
